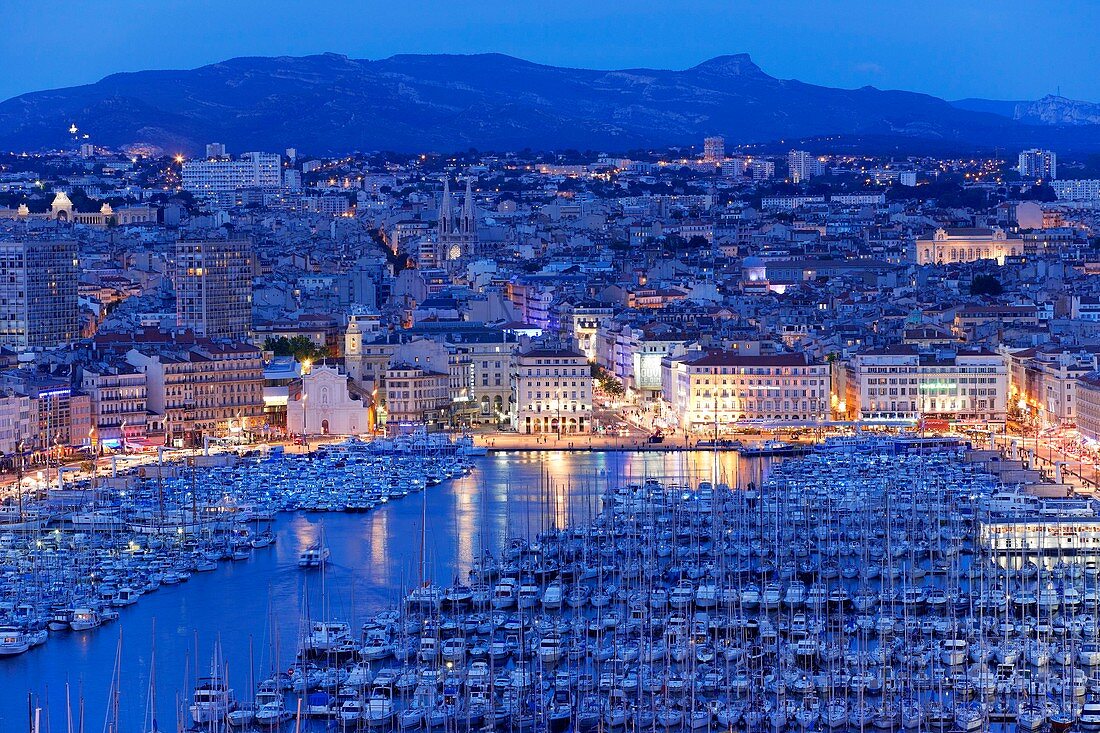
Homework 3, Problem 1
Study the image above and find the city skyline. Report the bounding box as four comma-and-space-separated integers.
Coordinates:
2, 0, 1099, 104
3, 8, 1100, 730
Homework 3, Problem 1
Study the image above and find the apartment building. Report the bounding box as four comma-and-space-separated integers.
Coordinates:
510, 347, 592, 434
126, 340, 264, 446
845, 345, 1008, 423
0, 238, 79, 351
382, 363, 450, 428
1006, 346, 1100, 427
81, 361, 148, 444
181, 152, 281, 194
174, 238, 254, 339
1077, 373, 1100, 444
662, 351, 830, 432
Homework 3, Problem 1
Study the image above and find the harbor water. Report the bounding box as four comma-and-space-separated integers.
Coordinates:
0, 450, 764, 731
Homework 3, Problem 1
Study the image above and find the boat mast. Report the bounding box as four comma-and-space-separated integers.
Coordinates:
16, 440, 25, 527
419, 466, 427, 586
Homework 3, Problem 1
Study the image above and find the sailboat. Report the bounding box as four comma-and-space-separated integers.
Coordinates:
405, 461, 443, 611
189, 639, 238, 725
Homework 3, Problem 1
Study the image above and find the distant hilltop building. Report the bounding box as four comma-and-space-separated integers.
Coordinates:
915, 227, 1023, 265
1018, 148, 1057, 180
1052, 179, 1100, 201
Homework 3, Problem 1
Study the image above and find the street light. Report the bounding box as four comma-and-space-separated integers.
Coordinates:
302, 392, 309, 450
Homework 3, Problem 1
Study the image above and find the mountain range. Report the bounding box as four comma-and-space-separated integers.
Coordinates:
1, 52, 1098, 155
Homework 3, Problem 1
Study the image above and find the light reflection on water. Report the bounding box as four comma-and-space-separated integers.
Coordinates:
0, 449, 764, 731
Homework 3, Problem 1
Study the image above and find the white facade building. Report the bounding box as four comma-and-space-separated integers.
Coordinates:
510, 347, 592, 434
1078, 373, 1100, 444
788, 150, 825, 183
662, 351, 831, 432
287, 364, 373, 436
1053, 179, 1100, 201
596, 323, 687, 399
846, 346, 1008, 424
1018, 148, 1057, 180
182, 152, 282, 195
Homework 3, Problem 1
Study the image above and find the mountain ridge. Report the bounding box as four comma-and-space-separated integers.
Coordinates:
952, 94, 1100, 127
2, 52, 1099, 154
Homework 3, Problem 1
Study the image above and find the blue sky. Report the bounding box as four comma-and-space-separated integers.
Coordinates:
2, 0, 1097, 102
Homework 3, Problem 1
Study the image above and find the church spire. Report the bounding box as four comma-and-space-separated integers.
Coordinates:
461, 177, 476, 235
438, 177, 453, 237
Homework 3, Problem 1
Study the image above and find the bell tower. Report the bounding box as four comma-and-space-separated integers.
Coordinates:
344, 315, 364, 386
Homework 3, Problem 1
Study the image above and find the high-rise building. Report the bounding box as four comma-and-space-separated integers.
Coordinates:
205, 142, 227, 159
788, 150, 825, 183
703, 136, 725, 162
174, 238, 253, 339
1018, 148, 1057, 180
750, 159, 775, 180
0, 238, 79, 351
283, 169, 303, 192
181, 152, 281, 194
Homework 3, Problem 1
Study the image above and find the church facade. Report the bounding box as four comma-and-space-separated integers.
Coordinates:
418, 177, 479, 268
286, 363, 376, 436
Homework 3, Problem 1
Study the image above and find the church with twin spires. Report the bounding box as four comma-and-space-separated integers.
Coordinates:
436, 177, 479, 265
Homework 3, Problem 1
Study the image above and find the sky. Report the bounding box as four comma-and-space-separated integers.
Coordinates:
1, 0, 1097, 103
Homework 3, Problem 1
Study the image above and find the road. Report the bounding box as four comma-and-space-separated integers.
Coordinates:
993, 432, 1100, 492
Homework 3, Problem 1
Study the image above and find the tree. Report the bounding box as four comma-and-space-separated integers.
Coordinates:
590, 363, 625, 399
263, 336, 329, 363
970, 274, 1004, 296
1021, 183, 1058, 202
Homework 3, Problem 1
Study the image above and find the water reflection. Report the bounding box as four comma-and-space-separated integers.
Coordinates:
0, 450, 763, 731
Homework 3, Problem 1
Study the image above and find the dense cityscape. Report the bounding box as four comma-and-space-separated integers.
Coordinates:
0, 140, 1098, 462
3, 4, 1100, 731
